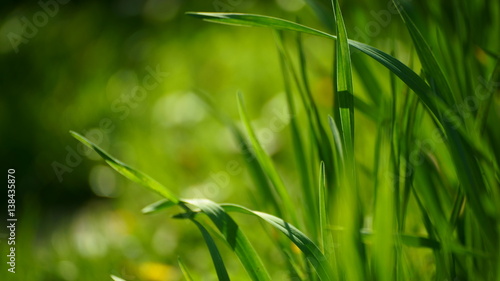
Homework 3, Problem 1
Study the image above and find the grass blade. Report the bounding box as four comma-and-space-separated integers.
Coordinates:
178, 257, 195, 281
372, 108, 395, 281
191, 219, 231, 281
399, 234, 441, 250
237, 93, 297, 224
186, 12, 332, 37
275, 30, 318, 239
393, 1, 454, 104
330, 1, 364, 280
318, 161, 328, 253
194, 90, 282, 215
351, 54, 382, 107
184, 199, 272, 281
295, 31, 335, 184
360, 231, 440, 250
70, 131, 179, 203
332, 0, 354, 170
220, 203, 335, 281
142, 199, 178, 215
328, 115, 344, 164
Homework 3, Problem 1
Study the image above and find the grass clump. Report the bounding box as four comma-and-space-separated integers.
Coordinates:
73, 1, 500, 280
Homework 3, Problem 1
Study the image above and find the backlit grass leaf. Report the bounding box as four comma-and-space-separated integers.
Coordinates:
318, 161, 329, 253
220, 203, 335, 281
110, 275, 127, 281
177, 257, 195, 281
142, 199, 177, 214
194, 90, 282, 215
332, 0, 354, 170
184, 199, 272, 281
70, 131, 179, 203
237, 93, 297, 224
276, 31, 317, 238
191, 219, 231, 281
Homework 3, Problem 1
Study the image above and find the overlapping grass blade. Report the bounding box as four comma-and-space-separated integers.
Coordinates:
351, 54, 382, 107
220, 203, 335, 281
189, 12, 496, 160
399, 234, 441, 249
394, 1, 497, 246
70, 131, 179, 203
303, 0, 335, 30
110, 275, 127, 281
194, 90, 282, 214
275, 30, 317, 238
332, 0, 354, 170
71, 132, 268, 280
393, 1, 454, 104
191, 219, 230, 281
296, 32, 335, 180
237, 93, 297, 224
331, 1, 364, 280
184, 199, 272, 281
189, 12, 497, 159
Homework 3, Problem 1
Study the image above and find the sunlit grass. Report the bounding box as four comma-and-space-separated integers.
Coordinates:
70, 1, 500, 280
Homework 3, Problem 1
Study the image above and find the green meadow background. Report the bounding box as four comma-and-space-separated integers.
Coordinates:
0, 0, 499, 280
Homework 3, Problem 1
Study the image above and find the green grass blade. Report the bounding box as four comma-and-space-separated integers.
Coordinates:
399, 234, 441, 250
351, 54, 382, 107
191, 219, 231, 281
178, 257, 195, 281
184, 199, 272, 281
372, 113, 395, 281
276, 30, 317, 238
449, 189, 466, 230
142, 199, 178, 215
331, 1, 364, 280
237, 93, 297, 224
220, 203, 335, 281
186, 12, 333, 37
353, 95, 378, 121
318, 161, 331, 256
295, 32, 335, 183
70, 131, 179, 203
111, 275, 127, 281
476, 61, 500, 133
360, 231, 440, 250
328, 115, 344, 164
194, 90, 282, 215
362, 229, 490, 257
332, 0, 354, 169
303, 0, 335, 30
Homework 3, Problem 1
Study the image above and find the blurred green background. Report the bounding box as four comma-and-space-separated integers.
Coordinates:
0, 0, 498, 280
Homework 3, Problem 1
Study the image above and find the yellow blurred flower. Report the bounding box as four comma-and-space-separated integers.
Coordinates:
138, 262, 179, 281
